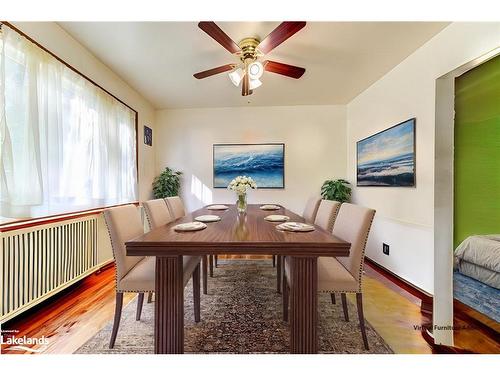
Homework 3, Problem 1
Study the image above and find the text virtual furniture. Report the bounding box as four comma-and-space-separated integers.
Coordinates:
126, 204, 350, 354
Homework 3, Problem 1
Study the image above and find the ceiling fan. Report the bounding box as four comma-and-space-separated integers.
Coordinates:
193, 21, 306, 96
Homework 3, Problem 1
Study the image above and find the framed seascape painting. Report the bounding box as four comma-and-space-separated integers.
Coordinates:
357, 118, 416, 187
213, 143, 285, 188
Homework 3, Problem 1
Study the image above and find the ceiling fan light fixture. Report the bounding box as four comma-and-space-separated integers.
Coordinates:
228, 68, 244, 86
248, 61, 264, 80
249, 78, 262, 90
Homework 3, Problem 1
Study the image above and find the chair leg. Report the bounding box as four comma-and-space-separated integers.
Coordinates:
193, 264, 201, 323
136, 293, 144, 321
341, 293, 349, 322
214, 255, 218, 268
356, 293, 369, 350
272, 255, 276, 267
147, 292, 153, 303
282, 267, 289, 322
331, 293, 336, 304
202, 255, 208, 294
109, 292, 123, 349
209, 255, 214, 277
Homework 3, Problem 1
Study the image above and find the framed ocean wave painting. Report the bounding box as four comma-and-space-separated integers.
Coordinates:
213, 143, 285, 188
357, 118, 416, 187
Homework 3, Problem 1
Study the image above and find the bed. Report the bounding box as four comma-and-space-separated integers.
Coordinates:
454, 234, 500, 289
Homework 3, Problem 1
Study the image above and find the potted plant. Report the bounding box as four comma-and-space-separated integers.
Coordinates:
152, 167, 182, 198
321, 179, 352, 203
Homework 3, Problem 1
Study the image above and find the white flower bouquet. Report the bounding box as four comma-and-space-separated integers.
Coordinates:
228, 176, 257, 213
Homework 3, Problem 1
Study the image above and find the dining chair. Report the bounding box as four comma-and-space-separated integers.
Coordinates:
282, 203, 376, 350
314, 199, 341, 232
104, 204, 202, 349
144, 198, 208, 295
276, 195, 323, 293
165, 196, 218, 278
302, 195, 322, 223
165, 196, 186, 219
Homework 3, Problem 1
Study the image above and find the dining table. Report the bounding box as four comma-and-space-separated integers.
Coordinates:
126, 203, 350, 354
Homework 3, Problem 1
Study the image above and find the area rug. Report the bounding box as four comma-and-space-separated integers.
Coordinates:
454, 271, 500, 323
76, 260, 393, 354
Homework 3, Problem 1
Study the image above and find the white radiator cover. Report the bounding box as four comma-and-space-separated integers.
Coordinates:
0, 213, 114, 323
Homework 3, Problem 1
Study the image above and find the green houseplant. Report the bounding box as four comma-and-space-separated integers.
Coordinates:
152, 167, 182, 198
321, 179, 352, 203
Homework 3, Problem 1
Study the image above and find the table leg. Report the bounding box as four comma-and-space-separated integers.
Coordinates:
276, 255, 282, 294
202, 255, 208, 294
155, 256, 184, 354
289, 256, 318, 354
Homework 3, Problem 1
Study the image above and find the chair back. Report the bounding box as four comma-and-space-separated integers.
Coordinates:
332, 203, 375, 285
103, 204, 145, 284
314, 200, 341, 232
302, 195, 321, 224
143, 198, 173, 229
165, 196, 186, 220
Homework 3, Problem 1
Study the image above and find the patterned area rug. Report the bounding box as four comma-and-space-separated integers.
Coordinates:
77, 260, 393, 354
454, 271, 500, 323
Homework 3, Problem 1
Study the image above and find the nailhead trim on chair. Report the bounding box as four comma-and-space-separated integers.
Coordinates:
285, 209, 376, 295
103, 210, 155, 294
328, 203, 341, 233
143, 204, 153, 231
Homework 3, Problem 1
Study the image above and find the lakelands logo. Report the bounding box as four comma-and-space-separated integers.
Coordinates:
1, 334, 49, 353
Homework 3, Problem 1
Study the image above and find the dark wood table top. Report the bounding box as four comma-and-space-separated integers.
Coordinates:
126, 204, 350, 257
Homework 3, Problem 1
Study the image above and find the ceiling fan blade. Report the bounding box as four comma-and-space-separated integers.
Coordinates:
264, 60, 305, 79
198, 22, 241, 54
193, 64, 235, 79
241, 72, 250, 96
257, 22, 306, 55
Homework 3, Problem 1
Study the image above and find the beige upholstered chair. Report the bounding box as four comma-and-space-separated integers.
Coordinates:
143, 198, 173, 229
165, 196, 186, 219
302, 195, 322, 223
164, 196, 212, 286
143, 198, 208, 294
104, 204, 202, 349
283, 203, 376, 350
314, 199, 341, 232
275, 195, 323, 291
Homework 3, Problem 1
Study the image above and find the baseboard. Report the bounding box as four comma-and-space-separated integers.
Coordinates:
364, 257, 433, 317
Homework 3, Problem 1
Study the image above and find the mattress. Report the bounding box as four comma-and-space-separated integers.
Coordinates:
457, 260, 500, 289
454, 235, 500, 289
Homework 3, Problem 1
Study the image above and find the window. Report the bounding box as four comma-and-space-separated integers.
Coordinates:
0, 24, 138, 223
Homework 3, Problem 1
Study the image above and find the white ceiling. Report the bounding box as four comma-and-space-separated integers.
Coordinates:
59, 22, 448, 109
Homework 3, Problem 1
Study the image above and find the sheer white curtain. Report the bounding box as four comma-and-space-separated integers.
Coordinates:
0, 25, 137, 220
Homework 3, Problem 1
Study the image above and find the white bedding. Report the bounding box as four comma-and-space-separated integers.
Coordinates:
454, 235, 500, 289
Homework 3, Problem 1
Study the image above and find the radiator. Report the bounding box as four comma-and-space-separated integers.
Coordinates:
0, 216, 103, 323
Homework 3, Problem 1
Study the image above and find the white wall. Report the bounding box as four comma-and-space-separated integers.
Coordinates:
12, 22, 157, 202
346, 22, 500, 344
155, 105, 346, 214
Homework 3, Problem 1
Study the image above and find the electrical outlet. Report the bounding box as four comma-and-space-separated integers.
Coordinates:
383, 243, 390, 255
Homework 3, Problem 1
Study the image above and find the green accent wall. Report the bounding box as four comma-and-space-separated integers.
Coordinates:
454, 55, 500, 249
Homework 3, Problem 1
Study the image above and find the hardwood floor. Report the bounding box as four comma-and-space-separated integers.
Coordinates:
1, 266, 136, 354
1, 257, 498, 354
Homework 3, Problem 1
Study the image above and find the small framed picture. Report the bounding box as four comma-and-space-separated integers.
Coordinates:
144, 125, 152, 146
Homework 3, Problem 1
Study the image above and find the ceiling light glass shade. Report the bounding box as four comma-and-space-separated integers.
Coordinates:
249, 78, 262, 90
248, 61, 264, 80
228, 68, 244, 86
